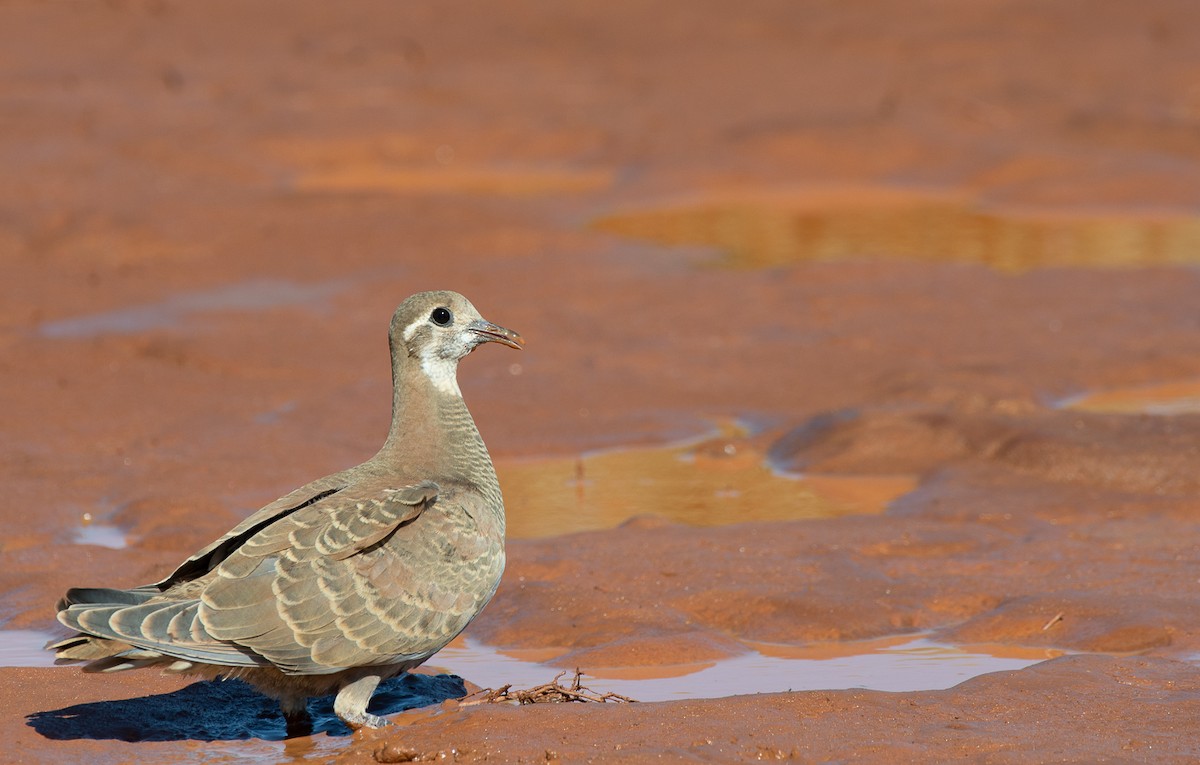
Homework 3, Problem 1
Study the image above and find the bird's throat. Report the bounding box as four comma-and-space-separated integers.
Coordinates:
379, 356, 476, 476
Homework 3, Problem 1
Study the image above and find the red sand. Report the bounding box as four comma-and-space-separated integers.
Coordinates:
3, 1, 1200, 762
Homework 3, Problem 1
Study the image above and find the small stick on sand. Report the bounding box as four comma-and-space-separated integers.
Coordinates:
460, 669, 638, 706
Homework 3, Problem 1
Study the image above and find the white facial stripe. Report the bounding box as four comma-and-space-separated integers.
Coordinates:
401, 315, 428, 343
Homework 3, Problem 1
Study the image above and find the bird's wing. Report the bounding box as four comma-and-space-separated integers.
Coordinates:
225, 480, 440, 565
197, 480, 455, 673
151, 471, 353, 589
58, 480, 442, 672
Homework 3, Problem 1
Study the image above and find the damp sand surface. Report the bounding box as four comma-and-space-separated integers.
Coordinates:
6, 1, 1200, 763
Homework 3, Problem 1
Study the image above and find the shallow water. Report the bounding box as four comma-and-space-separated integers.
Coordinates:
73, 523, 129, 549
499, 424, 916, 537
0, 630, 56, 667
429, 635, 1060, 701
1060, 379, 1200, 415
3, 629, 1057, 704
37, 279, 342, 339
594, 188, 1200, 271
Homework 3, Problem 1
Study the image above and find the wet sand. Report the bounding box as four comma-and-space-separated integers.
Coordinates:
3, 1, 1200, 762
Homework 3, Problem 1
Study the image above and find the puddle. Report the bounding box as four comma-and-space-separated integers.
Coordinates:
498, 424, 915, 538
593, 187, 1200, 271
1060, 379, 1200, 415
38, 278, 343, 339
0, 630, 56, 668
429, 635, 1061, 702
73, 522, 129, 549
3, 629, 1059, 702
70, 509, 129, 549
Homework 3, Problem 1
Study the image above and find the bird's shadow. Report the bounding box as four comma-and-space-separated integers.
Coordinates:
26, 673, 466, 742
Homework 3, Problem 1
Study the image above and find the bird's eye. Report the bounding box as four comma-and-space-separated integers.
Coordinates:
430, 307, 453, 326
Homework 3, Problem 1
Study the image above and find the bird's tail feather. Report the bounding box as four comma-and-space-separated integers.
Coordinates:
55, 585, 159, 611
51, 592, 265, 671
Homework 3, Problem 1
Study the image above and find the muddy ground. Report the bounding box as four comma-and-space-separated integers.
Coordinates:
3, 1, 1200, 762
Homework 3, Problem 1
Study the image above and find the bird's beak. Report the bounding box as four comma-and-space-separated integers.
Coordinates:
469, 319, 524, 350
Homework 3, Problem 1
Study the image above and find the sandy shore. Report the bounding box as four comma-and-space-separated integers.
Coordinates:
3, 1, 1200, 762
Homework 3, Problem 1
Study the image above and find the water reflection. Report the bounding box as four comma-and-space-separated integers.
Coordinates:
498, 425, 915, 538
1061, 379, 1200, 415
73, 523, 128, 549
428, 635, 1062, 702
594, 188, 1200, 271
10, 627, 1052, 696
38, 279, 342, 339
0, 630, 58, 667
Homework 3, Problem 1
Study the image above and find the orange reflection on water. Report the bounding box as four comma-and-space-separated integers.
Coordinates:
745, 633, 924, 660
497, 427, 916, 538
1062, 379, 1200, 415
594, 187, 1200, 271
747, 635, 1063, 663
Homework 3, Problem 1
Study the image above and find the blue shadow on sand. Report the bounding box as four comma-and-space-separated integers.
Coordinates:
26, 673, 466, 741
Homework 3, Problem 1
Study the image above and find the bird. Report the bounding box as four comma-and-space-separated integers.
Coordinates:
49, 290, 523, 733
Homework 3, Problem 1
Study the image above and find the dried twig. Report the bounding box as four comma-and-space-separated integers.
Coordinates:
459, 669, 637, 706
1042, 611, 1064, 631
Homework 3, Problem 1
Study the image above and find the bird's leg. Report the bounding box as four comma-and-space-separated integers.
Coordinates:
334, 674, 388, 730
280, 697, 313, 738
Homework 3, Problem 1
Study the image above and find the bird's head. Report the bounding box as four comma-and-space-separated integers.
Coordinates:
389, 291, 523, 395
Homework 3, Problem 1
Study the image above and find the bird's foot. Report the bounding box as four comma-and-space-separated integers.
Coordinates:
334, 674, 388, 730
341, 710, 391, 730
